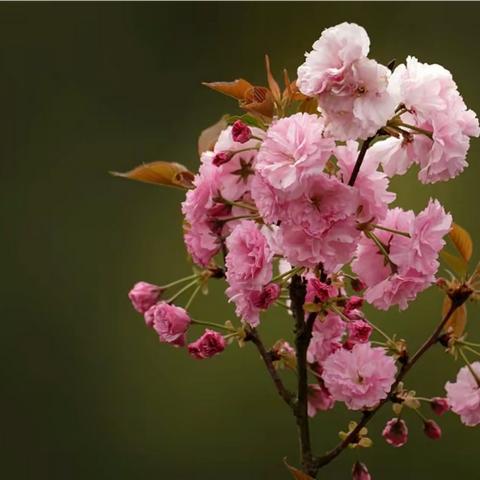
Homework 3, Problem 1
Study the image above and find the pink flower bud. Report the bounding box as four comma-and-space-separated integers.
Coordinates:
350, 278, 366, 292
128, 281, 163, 314
352, 461, 371, 480
307, 278, 334, 302
251, 283, 281, 309
382, 418, 408, 447
145, 302, 191, 347
430, 397, 449, 416
231, 120, 252, 143
347, 320, 372, 344
212, 151, 232, 166
188, 329, 226, 359
345, 296, 363, 314
307, 383, 334, 417
423, 419, 442, 440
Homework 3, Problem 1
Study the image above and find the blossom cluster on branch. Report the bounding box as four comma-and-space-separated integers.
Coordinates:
119, 22, 480, 479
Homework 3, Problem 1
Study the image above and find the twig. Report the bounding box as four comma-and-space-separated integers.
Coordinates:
348, 136, 375, 186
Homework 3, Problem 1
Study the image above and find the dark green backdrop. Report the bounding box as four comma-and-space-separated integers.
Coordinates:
3, 2, 480, 479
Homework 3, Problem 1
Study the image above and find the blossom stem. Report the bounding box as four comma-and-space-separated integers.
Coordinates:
368, 321, 393, 342
399, 122, 433, 139
220, 198, 258, 213
185, 284, 202, 310
166, 280, 199, 304
218, 214, 262, 223
365, 231, 397, 271
347, 135, 376, 186
231, 146, 260, 155
162, 273, 200, 290
272, 266, 304, 283
191, 319, 235, 332
371, 224, 411, 238
460, 345, 480, 357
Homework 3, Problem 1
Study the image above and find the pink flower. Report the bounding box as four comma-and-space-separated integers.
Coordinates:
250, 173, 286, 224
225, 221, 273, 326
336, 141, 396, 222
352, 202, 451, 310
306, 277, 338, 303
255, 113, 335, 193
382, 418, 408, 447
297, 22, 370, 97
231, 120, 252, 143
187, 329, 226, 359
376, 56, 480, 183
445, 362, 480, 426
146, 302, 191, 347
344, 296, 363, 314
307, 313, 345, 364
250, 283, 281, 309
322, 343, 396, 410
307, 382, 335, 417
423, 419, 442, 440
128, 281, 163, 314
347, 320, 372, 344
352, 461, 371, 480
276, 173, 361, 271
431, 397, 449, 416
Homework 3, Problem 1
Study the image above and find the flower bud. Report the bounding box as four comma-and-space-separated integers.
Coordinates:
352, 461, 371, 480
307, 278, 334, 302
350, 277, 366, 292
251, 283, 281, 309
146, 302, 191, 346
212, 151, 232, 166
231, 120, 252, 143
423, 419, 442, 440
188, 329, 226, 359
128, 281, 163, 314
430, 397, 449, 416
347, 320, 372, 344
307, 383, 334, 417
382, 418, 408, 447
345, 296, 363, 313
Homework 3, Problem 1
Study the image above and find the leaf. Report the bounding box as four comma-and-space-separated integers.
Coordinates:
283, 459, 315, 480
240, 86, 274, 118
440, 250, 468, 278
443, 296, 467, 338
265, 54, 281, 103
298, 97, 318, 114
198, 115, 229, 155
449, 223, 473, 262
226, 113, 267, 130
111, 161, 194, 189
202, 79, 253, 100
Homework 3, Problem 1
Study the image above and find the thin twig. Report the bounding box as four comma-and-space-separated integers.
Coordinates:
348, 136, 375, 186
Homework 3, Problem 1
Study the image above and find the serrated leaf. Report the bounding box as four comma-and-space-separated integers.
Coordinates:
283, 459, 315, 480
298, 97, 318, 114
226, 113, 267, 130
240, 86, 274, 118
443, 296, 467, 338
450, 223, 473, 262
440, 250, 468, 278
265, 54, 281, 103
198, 115, 229, 155
303, 303, 322, 313
202, 79, 253, 100
111, 161, 194, 189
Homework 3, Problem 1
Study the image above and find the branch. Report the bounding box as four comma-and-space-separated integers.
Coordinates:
290, 275, 317, 476
247, 327, 296, 409
347, 135, 375, 187
313, 285, 472, 472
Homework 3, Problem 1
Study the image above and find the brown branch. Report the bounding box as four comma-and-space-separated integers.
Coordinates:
313, 285, 472, 473
247, 327, 296, 409
290, 275, 317, 476
348, 135, 375, 186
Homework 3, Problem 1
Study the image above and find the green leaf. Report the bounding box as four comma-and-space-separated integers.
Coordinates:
440, 250, 468, 278
226, 113, 267, 130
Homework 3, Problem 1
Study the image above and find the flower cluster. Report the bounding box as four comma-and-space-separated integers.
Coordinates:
120, 21, 480, 480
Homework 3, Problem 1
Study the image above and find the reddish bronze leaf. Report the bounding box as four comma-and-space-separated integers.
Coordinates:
265, 54, 281, 103
111, 161, 194, 189
450, 223, 473, 263
202, 79, 253, 100
198, 115, 228, 155
443, 296, 467, 338
284, 459, 315, 480
241, 86, 274, 118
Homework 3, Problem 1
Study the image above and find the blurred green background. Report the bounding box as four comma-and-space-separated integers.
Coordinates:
2, 2, 480, 479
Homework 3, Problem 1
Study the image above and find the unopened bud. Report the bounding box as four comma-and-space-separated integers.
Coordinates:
231, 120, 252, 143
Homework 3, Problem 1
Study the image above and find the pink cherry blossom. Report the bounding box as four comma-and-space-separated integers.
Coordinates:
382, 418, 408, 447
146, 302, 191, 347
225, 221, 273, 326
250, 283, 281, 309
336, 140, 396, 222
255, 113, 335, 193
346, 319, 372, 344
297, 22, 370, 97
423, 420, 442, 440
307, 312, 345, 364
128, 281, 163, 314
188, 329, 226, 359
305, 277, 338, 303
445, 362, 480, 426
322, 342, 396, 410
307, 382, 335, 417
